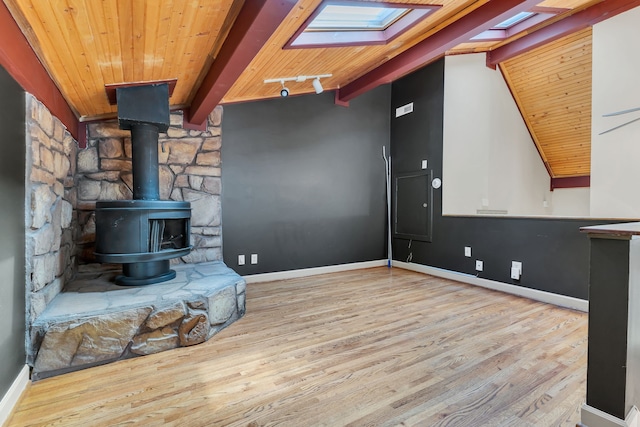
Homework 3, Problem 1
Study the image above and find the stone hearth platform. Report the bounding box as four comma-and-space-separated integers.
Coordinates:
29, 261, 246, 380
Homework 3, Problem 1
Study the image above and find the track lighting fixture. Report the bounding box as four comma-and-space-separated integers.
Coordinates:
280, 80, 289, 97
312, 77, 323, 94
264, 74, 332, 97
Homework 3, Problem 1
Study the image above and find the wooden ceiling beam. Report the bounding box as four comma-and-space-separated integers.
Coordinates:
336, 0, 540, 103
551, 175, 590, 190
0, 2, 79, 139
487, 0, 640, 66
186, 0, 296, 127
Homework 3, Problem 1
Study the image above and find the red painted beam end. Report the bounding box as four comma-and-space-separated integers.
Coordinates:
77, 122, 87, 148
334, 90, 349, 107
183, 109, 207, 131
550, 175, 590, 191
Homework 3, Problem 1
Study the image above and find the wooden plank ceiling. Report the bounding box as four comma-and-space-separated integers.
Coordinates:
3, 0, 241, 119
500, 27, 592, 178
1, 0, 625, 178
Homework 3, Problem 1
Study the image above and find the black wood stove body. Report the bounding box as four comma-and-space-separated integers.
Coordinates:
94, 83, 192, 286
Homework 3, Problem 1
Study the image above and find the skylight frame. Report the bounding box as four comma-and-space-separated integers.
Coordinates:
306, 5, 410, 31
285, 1, 441, 49
493, 11, 536, 30
471, 7, 566, 42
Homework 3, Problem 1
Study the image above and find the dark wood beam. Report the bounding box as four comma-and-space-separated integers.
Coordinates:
186, 0, 296, 127
551, 175, 590, 190
0, 3, 79, 139
487, 0, 640, 66
336, 0, 540, 103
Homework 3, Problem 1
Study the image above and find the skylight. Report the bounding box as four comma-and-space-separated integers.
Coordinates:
470, 8, 562, 42
285, 1, 440, 49
307, 5, 409, 31
493, 11, 536, 30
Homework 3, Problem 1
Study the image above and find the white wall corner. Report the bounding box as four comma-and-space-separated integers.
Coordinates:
0, 365, 29, 427
581, 404, 639, 427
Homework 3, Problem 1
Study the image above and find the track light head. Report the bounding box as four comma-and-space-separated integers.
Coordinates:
312, 77, 323, 94
280, 80, 289, 97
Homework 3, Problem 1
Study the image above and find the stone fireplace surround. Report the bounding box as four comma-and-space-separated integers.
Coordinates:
26, 95, 245, 379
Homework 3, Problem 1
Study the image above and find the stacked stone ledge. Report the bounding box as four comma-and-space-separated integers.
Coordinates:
25, 95, 78, 325
76, 107, 223, 264
29, 262, 246, 379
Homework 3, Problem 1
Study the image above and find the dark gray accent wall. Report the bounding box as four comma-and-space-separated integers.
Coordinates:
221, 87, 389, 275
390, 59, 617, 300
0, 66, 26, 397
586, 237, 630, 418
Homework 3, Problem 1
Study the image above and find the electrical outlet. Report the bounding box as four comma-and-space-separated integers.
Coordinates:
250, 254, 258, 265
421, 159, 428, 169
511, 261, 522, 280
464, 247, 471, 257
475, 260, 483, 271
238, 255, 245, 266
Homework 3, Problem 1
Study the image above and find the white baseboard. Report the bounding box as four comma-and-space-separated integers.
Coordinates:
243, 260, 388, 283
581, 404, 639, 427
393, 261, 588, 312
0, 365, 29, 427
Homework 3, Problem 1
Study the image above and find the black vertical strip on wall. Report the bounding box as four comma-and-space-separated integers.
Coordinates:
586, 237, 629, 419
390, 58, 619, 300
221, 87, 390, 275
0, 65, 26, 396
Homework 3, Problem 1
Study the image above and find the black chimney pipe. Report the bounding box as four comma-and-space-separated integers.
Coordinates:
130, 123, 160, 200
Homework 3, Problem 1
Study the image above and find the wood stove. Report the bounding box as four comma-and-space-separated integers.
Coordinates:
94, 83, 192, 286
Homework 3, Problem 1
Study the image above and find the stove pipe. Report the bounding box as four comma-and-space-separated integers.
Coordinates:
130, 123, 160, 200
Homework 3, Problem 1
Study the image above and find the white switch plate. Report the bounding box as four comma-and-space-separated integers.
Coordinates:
238, 255, 245, 265
421, 160, 428, 169
475, 260, 483, 271
464, 247, 471, 257
511, 261, 522, 280
250, 254, 258, 265
511, 267, 521, 280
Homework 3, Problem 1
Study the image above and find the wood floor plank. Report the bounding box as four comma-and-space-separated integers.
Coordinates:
6, 267, 587, 426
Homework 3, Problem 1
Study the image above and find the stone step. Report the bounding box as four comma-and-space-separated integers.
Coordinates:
29, 261, 246, 380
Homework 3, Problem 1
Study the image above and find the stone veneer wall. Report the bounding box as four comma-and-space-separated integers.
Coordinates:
76, 107, 223, 264
25, 95, 78, 324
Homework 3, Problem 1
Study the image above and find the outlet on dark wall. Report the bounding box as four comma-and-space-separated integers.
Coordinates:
221, 87, 390, 275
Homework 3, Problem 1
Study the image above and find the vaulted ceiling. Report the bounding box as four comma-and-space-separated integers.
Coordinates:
2, 0, 639, 181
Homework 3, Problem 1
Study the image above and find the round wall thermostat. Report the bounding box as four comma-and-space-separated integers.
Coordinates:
432, 178, 442, 189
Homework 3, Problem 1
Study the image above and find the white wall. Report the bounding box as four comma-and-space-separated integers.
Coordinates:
591, 6, 640, 218
443, 53, 552, 216
550, 188, 590, 217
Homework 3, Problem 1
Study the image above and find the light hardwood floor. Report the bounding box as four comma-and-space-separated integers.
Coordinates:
7, 267, 587, 426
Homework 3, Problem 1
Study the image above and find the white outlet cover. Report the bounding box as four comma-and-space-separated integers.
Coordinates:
511, 267, 521, 280
511, 261, 522, 272
238, 255, 245, 265
475, 260, 483, 271
250, 254, 258, 264
464, 247, 471, 257
421, 160, 428, 169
